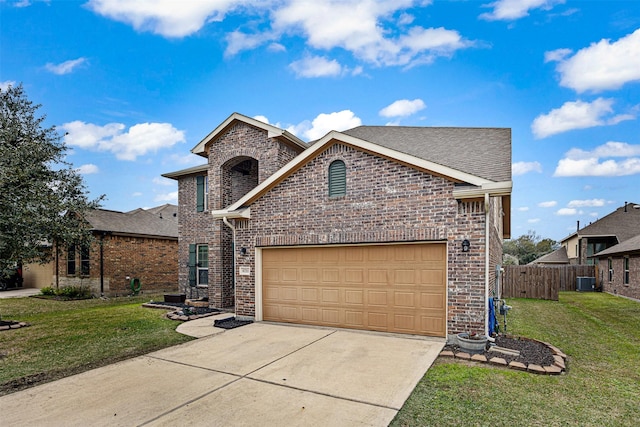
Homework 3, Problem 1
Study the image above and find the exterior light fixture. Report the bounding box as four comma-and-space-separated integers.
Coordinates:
240, 247, 247, 255
462, 239, 471, 253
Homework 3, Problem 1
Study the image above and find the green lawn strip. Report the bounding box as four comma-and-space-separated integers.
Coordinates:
391, 292, 640, 427
0, 295, 193, 394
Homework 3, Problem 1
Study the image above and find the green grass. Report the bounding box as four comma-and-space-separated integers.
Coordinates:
391, 292, 640, 427
0, 294, 193, 395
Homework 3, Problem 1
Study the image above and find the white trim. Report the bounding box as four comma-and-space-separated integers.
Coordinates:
223, 131, 497, 213
452, 181, 512, 199
211, 208, 250, 219
255, 247, 263, 321
191, 112, 306, 155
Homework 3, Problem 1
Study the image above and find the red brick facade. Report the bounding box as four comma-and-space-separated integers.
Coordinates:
599, 255, 640, 300
174, 120, 508, 335
54, 233, 178, 296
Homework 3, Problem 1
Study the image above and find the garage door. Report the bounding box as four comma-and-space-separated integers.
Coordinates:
261, 243, 446, 337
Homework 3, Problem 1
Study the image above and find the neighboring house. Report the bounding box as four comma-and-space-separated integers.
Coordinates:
528, 246, 569, 265
53, 204, 179, 296
593, 234, 640, 300
164, 113, 512, 338
561, 202, 640, 265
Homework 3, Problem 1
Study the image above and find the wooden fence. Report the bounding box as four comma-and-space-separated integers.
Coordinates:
502, 265, 597, 300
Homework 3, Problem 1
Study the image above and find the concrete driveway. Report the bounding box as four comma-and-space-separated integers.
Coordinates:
0, 322, 444, 426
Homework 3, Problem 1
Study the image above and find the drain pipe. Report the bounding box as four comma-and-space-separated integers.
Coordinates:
222, 217, 237, 316
484, 192, 493, 341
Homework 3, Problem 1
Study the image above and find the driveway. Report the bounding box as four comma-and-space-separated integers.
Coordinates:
0, 322, 444, 426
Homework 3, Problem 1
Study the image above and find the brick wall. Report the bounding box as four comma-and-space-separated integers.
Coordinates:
54, 233, 178, 296
176, 122, 304, 307
600, 255, 640, 300
233, 142, 488, 334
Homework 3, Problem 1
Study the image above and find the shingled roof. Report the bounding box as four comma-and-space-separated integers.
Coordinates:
85, 205, 178, 239
594, 233, 640, 257
529, 246, 569, 265
564, 202, 640, 244
342, 126, 512, 183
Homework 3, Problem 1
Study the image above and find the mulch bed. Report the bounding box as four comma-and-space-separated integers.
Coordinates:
442, 334, 567, 375
142, 301, 223, 321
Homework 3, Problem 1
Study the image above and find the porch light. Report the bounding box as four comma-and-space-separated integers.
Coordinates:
462, 239, 471, 253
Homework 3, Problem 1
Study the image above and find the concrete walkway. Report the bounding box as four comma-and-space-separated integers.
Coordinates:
0, 321, 444, 426
0, 288, 41, 298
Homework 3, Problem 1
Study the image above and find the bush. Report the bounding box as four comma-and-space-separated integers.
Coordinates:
39, 285, 92, 300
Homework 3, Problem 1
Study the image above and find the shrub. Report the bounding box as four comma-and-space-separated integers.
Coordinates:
39, 285, 93, 300
40, 287, 56, 296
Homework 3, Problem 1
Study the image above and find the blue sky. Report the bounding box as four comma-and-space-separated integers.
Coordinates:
2, 0, 639, 242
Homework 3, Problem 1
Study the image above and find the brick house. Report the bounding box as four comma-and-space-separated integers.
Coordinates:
561, 202, 640, 265
164, 113, 512, 338
594, 234, 640, 300
54, 205, 179, 296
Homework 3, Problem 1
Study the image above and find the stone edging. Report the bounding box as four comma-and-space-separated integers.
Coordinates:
142, 303, 222, 322
440, 336, 567, 375
0, 322, 30, 331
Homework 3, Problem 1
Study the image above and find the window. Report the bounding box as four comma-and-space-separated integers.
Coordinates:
624, 257, 630, 285
67, 245, 76, 275
196, 175, 208, 212
328, 160, 346, 197
80, 245, 90, 276
608, 258, 613, 282
197, 244, 209, 286
188, 244, 208, 287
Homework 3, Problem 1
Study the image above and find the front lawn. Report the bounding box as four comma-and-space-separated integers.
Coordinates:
392, 292, 640, 426
0, 294, 193, 395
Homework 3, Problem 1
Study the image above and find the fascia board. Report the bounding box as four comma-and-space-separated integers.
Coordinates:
452, 181, 512, 199
191, 113, 306, 155
210, 208, 251, 219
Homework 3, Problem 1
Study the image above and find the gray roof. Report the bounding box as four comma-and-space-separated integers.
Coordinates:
85, 205, 178, 239
162, 163, 208, 180
342, 126, 512, 183
565, 203, 640, 244
594, 233, 640, 257
529, 246, 569, 265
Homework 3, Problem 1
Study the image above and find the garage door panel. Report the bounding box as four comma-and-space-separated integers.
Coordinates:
262, 243, 446, 337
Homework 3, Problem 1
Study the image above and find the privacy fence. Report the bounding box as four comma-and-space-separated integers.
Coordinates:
502, 265, 598, 301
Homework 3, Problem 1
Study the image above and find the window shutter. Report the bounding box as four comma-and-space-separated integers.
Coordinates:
196, 176, 205, 212
188, 244, 197, 287
329, 160, 346, 197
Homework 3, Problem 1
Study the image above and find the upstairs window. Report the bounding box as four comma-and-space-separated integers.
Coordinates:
328, 160, 346, 197
80, 245, 90, 276
196, 175, 208, 212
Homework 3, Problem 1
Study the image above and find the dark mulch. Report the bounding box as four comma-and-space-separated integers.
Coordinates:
214, 317, 253, 329
144, 301, 221, 315
0, 320, 19, 327
444, 335, 556, 366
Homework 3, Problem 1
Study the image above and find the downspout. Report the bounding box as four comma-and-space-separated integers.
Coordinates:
99, 232, 105, 297
484, 192, 491, 338
222, 217, 237, 316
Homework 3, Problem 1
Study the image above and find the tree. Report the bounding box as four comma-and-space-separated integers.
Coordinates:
0, 84, 102, 275
503, 230, 559, 265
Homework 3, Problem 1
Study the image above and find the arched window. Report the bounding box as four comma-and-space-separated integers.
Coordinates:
328, 160, 346, 197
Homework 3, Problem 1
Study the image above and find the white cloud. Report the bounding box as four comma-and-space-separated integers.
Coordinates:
379, 99, 425, 118
0, 80, 16, 91
76, 164, 99, 175
154, 191, 178, 203
527, 218, 541, 224
62, 121, 185, 161
538, 201, 557, 208
289, 55, 343, 78
299, 110, 362, 141
531, 98, 634, 139
554, 141, 640, 177
512, 161, 542, 175
86, 0, 246, 38
567, 199, 606, 208
548, 29, 640, 93
544, 48, 572, 63
152, 177, 175, 186
479, 0, 565, 21
225, 30, 276, 57
132, 192, 143, 197
45, 57, 87, 75
517, 206, 530, 212
556, 208, 578, 216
